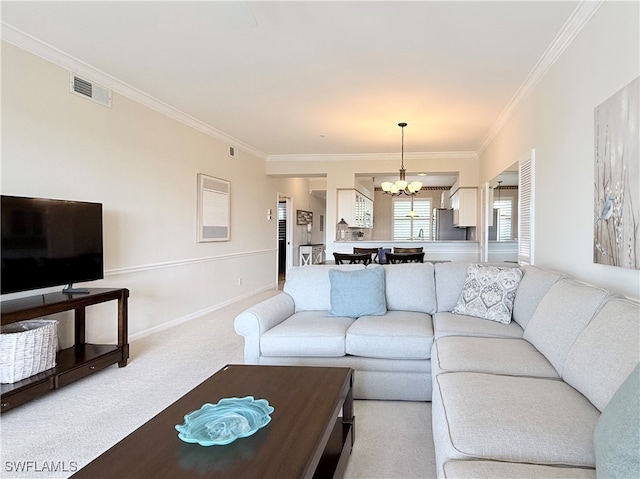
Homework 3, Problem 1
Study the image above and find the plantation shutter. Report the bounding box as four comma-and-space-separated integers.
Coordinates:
518, 150, 535, 264
278, 202, 286, 240
494, 198, 513, 241
393, 198, 432, 240
393, 200, 412, 239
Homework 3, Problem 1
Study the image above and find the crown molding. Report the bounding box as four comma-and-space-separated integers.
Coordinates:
477, 0, 604, 154
0, 22, 268, 161
2, 0, 602, 163
266, 151, 478, 162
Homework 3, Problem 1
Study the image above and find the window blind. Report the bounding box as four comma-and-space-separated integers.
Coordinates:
518, 151, 535, 264
393, 198, 432, 240
494, 198, 513, 241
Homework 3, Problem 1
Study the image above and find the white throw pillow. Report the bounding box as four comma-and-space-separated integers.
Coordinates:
452, 264, 523, 324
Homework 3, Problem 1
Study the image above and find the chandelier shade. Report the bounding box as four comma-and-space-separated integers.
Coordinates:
381, 123, 422, 196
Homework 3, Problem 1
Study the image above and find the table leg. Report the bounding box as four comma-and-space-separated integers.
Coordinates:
343, 372, 355, 445
74, 307, 86, 345
117, 293, 129, 367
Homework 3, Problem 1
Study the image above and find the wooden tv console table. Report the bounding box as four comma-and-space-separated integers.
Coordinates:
1, 288, 129, 413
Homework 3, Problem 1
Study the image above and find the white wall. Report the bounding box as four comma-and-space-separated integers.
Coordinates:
1, 43, 279, 345
479, 2, 639, 299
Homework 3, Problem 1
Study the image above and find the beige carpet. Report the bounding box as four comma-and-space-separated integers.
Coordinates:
0, 290, 436, 478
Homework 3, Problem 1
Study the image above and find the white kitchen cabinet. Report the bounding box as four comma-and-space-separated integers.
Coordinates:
337, 189, 373, 228
451, 188, 477, 227
363, 196, 373, 228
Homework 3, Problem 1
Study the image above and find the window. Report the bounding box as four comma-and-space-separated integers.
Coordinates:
494, 198, 513, 241
393, 198, 432, 240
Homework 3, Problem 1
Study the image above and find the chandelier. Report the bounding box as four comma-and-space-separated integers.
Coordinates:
381, 122, 422, 196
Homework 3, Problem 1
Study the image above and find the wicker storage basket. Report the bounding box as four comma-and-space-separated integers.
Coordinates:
1, 319, 58, 384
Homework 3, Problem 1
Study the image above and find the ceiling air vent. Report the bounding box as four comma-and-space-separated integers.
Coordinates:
70, 73, 112, 108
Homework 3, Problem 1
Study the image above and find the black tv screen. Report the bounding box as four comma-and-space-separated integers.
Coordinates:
1, 195, 104, 294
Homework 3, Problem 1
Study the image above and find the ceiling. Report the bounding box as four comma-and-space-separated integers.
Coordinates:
2, 1, 581, 163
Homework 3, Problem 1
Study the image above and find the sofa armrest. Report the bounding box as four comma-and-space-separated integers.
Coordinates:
234, 292, 295, 363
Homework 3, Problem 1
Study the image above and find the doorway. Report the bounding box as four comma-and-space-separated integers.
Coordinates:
277, 194, 293, 289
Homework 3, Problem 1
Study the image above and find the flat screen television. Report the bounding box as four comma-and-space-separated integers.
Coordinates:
1, 195, 104, 294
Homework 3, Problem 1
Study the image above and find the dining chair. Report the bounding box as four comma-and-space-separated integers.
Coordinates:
385, 252, 425, 264
353, 247, 378, 263
333, 252, 372, 265
393, 247, 424, 253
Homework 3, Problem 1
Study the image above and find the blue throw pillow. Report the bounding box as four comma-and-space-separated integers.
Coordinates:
594, 364, 640, 479
327, 267, 387, 318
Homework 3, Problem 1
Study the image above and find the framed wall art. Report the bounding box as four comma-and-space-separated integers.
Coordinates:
593, 76, 639, 269
296, 209, 313, 225
197, 174, 230, 242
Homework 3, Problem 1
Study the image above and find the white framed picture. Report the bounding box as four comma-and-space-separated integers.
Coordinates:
197, 174, 230, 242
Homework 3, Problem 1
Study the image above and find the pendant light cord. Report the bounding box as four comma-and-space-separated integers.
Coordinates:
400, 122, 405, 169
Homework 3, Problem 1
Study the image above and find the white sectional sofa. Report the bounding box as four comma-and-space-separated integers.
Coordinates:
234, 262, 640, 477
235, 263, 440, 400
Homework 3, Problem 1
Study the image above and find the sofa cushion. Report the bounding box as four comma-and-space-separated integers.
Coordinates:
284, 264, 365, 312
523, 279, 609, 376
327, 267, 387, 318
435, 262, 473, 312
563, 297, 640, 411
433, 311, 524, 339
433, 336, 559, 378
594, 364, 640, 479
512, 265, 563, 329
382, 263, 436, 314
260, 311, 355, 357
345, 311, 434, 359
436, 372, 600, 467
443, 461, 596, 479
452, 264, 523, 324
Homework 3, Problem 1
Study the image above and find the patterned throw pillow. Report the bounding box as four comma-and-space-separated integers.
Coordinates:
452, 264, 523, 324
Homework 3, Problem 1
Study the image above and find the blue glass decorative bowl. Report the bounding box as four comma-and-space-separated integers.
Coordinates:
175, 396, 274, 446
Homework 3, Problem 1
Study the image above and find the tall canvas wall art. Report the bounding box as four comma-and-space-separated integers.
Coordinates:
593, 76, 640, 270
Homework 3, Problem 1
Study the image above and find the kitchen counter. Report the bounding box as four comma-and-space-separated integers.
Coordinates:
329, 240, 479, 263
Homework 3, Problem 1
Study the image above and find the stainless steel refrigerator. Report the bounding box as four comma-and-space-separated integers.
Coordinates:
434, 208, 468, 240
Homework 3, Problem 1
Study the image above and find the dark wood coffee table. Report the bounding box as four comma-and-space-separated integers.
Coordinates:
72, 364, 354, 479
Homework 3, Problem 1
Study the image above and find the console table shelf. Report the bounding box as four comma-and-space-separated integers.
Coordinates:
1, 288, 129, 412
